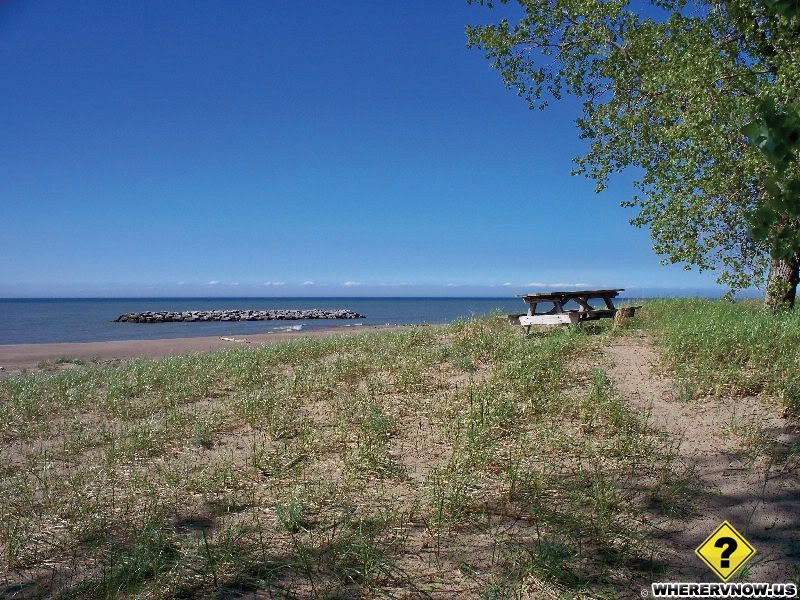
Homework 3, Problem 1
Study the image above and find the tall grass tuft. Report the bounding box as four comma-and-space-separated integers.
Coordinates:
643, 299, 800, 413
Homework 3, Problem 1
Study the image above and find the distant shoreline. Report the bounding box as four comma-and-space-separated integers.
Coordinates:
0, 324, 406, 374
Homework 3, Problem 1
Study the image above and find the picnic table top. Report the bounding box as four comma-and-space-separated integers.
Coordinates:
516, 288, 624, 302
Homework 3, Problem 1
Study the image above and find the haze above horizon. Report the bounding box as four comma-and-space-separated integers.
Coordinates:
1, 1, 736, 298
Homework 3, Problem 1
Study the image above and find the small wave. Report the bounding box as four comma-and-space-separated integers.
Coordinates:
270, 324, 303, 332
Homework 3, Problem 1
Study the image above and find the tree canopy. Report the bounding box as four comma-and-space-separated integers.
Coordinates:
467, 0, 800, 297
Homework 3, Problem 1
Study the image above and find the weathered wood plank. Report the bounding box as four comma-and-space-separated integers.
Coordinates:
517, 288, 624, 302
519, 314, 580, 326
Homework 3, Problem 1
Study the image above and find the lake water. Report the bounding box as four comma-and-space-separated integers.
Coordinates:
0, 297, 569, 344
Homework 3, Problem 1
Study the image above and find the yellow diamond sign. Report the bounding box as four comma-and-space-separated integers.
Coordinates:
695, 521, 756, 582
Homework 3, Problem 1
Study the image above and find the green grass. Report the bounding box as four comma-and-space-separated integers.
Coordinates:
0, 317, 686, 598
641, 299, 800, 414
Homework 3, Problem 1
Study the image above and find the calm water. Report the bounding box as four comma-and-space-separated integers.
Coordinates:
0, 297, 553, 344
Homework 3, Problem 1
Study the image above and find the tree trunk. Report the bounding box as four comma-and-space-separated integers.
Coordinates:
764, 252, 800, 309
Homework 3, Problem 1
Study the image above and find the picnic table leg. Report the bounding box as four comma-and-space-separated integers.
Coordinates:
575, 296, 593, 313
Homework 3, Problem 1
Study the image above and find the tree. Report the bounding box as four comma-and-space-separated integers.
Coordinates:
466, 0, 800, 306
740, 0, 800, 309
744, 100, 800, 308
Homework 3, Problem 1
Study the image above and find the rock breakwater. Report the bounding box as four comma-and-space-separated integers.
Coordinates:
114, 309, 365, 323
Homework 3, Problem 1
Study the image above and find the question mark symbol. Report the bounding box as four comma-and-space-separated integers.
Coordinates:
714, 537, 738, 568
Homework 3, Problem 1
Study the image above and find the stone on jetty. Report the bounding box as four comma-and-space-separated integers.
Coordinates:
114, 309, 365, 323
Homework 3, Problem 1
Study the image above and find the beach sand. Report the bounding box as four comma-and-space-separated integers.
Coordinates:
0, 325, 406, 373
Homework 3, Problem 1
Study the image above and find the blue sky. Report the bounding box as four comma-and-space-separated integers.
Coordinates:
1, 1, 728, 298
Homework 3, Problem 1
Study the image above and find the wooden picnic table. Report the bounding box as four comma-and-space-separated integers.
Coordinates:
508, 288, 637, 330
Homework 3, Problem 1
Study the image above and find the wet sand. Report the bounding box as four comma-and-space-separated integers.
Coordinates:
0, 325, 405, 373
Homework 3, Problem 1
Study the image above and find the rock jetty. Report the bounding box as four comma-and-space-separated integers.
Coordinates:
114, 309, 365, 323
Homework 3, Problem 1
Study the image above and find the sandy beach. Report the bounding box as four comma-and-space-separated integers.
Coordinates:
0, 325, 404, 373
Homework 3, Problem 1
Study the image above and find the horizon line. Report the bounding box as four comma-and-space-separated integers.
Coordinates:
0, 290, 762, 301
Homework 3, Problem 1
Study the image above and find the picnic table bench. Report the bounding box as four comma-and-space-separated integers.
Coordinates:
507, 288, 639, 332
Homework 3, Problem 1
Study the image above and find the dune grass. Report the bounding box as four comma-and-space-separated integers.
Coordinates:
641, 299, 800, 415
0, 316, 688, 598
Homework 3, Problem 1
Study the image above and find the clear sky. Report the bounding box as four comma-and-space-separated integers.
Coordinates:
0, 1, 728, 298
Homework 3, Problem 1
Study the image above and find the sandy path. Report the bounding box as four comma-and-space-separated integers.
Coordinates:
604, 333, 800, 583
0, 325, 406, 373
